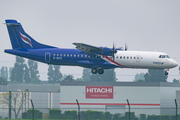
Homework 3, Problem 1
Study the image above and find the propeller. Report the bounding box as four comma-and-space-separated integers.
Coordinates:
125, 43, 128, 51
111, 43, 117, 60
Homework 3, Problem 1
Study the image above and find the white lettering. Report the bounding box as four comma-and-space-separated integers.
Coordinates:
86, 87, 112, 93
87, 88, 92, 93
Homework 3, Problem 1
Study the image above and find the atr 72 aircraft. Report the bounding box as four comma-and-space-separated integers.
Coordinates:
4, 19, 178, 75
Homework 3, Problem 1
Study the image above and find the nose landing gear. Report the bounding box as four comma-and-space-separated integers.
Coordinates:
165, 71, 168, 75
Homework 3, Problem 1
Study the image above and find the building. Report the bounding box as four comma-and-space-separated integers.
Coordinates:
1, 82, 180, 119
60, 81, 180, 116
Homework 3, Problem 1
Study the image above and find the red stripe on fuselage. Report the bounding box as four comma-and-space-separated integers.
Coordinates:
104, 56, 127, 68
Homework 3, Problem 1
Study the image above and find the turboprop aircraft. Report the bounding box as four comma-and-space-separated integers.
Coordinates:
4, 19, 178, 75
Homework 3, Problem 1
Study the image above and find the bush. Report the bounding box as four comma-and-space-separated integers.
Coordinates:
85, 110, 104, 120
140, 114, 146, 120
49, 109, 61, 119
25, 109, 42, 119
63, 110, 77, 120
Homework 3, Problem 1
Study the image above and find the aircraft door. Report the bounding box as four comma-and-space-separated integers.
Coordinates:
45, 52, 51, 62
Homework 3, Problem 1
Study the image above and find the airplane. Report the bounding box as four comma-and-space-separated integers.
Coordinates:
4, 19, 178, 75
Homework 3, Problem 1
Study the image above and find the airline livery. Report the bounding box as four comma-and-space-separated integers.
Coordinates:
4, 20, 178, 75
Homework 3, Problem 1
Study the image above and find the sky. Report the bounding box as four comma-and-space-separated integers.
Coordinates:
0, 0, 180, 82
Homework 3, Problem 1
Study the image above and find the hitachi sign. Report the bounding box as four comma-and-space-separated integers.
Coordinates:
87, 87, 112, 93
86, 86, 113, 99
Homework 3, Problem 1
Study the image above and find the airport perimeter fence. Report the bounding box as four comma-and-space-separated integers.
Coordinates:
0, 107, 180, 120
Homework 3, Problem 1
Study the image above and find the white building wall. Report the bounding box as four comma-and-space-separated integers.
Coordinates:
60, 85, 161, 115
160, 86, 180, 115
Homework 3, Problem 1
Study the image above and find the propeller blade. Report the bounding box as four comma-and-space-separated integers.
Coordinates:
112, 42, 117, 60
125, 43, 128, 51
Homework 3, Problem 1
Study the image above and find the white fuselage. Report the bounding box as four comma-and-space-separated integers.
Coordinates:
112, 51, 178, 69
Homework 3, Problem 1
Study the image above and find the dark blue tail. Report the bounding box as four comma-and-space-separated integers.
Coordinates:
5, 19, 55, 49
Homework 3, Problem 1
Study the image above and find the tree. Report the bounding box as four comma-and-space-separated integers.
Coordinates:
82, 68, 91, 81
24, 64, 31, 84
63, 75, 75, 81
144, 69, 167, 82
47, 65, 62, 84
90, 69, 117, 81
10, 56, 26, 83
76, 78, 84, 81
30, 77, 42, 84
0, 77, 8, 85
28, 59, 40, 80
0, 90, 29, 119
0, 66, 8, 80
134, 73, 145, 82
173, 78, 179, 83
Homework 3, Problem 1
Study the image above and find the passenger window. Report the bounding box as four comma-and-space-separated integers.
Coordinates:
67, 54, 69, 57
57, 54, 59, 56
64, 54, 66, 57
70, 54, 72, 57
53, 54, 55, 56
77, 55, 79, 57
127, 56, 129, 59
120, 56, 122, 59
60, 54, 62, 56
81, 55, 83, 57
123, 56, 125, 59
130, 57, 132, 59
74, 54, 76, 57
134, 57, 136, 59
116, 56, 118, 59
137, 57, 139, 59
85, 55, 87, 57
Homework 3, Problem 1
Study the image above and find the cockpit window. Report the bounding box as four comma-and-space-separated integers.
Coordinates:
159, 55, 170, 58
166, 55, 170, 58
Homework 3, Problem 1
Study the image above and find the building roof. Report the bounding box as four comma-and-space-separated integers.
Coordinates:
60, 81, 180, 87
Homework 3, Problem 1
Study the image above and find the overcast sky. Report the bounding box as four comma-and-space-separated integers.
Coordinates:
0, 0, 180, 81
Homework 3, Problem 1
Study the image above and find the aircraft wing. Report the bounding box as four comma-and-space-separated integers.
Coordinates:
72, 42, 104, 54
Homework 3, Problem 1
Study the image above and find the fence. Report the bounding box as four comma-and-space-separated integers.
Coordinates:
0, 107, 179, 120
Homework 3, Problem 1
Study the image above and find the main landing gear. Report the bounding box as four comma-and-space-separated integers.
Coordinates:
91, 66, 104, 74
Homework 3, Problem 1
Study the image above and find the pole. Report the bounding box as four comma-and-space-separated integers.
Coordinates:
127, 99, 130, 120
175, 99, 178, 120
9, 91, 11, 119
30, 99, 34, 120
76, 99, 80, 120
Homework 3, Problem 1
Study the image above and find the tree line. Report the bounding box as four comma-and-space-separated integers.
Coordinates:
0, 56, 179, 84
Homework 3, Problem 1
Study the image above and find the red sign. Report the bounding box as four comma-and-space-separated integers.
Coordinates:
86, 86, 113, 99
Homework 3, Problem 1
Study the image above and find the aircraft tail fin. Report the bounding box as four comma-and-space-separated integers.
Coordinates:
5, 19, 55, 49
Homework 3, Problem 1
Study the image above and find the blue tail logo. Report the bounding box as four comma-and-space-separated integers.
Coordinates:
20, 32, 33, 48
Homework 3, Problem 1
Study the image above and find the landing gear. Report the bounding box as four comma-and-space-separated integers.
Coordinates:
165, 71, 168, 75
91, 67, 98, 74
91, 66, 104, 74
98, 68, 104, 74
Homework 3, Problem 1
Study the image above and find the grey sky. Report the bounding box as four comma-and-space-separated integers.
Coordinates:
0, 0, 180, 81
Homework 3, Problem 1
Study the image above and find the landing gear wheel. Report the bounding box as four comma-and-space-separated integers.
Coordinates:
98, 69, 104, 74
91, 67, 97, 74
165, 71, 168, 75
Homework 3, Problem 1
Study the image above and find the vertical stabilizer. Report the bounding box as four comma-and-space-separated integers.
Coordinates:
5, 19, 55, 49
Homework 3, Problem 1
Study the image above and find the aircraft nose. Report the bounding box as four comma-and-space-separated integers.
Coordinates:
172, 59, 178, 68
174, 61, 178, 67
